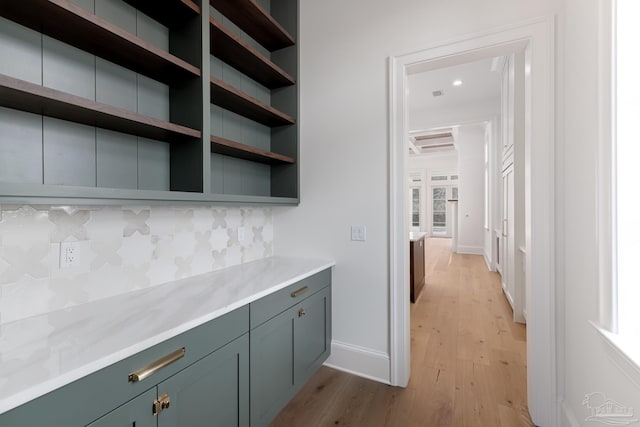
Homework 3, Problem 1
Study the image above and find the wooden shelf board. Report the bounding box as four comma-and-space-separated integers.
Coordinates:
210, 18, 294, 89
209, 0, 294, 51
0, 0, 200, 84
210, 77, 295, 127
0, 74, 201, 143
210, 135, 295, 165
122, 0, 201, 28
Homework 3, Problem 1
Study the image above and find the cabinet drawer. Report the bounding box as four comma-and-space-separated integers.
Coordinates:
250, 269, 331, 329
0, 305, 249, 427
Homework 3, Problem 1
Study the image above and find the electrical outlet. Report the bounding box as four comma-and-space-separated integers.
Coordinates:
351, 225, 367, 242
60, 242, 80, 269
238, 226, 246, 242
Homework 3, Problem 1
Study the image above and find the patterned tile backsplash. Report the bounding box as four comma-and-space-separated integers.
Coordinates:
0, 205, 274, 325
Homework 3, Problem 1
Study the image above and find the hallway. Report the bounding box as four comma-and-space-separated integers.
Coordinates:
270, 238, 533, 426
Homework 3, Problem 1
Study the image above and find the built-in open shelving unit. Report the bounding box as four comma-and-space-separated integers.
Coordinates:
208, 0, 299, 200
209, 17, 293, 89
0, 74, 200, 143
210, 136, 295, 165
209, 0, 295, 51
122, 0, 201, 28
0, 0, 201, 84
210, 77, 294, 127
0, 0, 299, 205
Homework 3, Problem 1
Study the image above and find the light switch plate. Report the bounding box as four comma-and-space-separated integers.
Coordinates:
351, 225, 367, 241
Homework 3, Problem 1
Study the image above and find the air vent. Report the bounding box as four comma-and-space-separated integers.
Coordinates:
432, 90, 444, 97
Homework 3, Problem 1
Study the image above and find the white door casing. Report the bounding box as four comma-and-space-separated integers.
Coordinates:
389, 17, 556, 427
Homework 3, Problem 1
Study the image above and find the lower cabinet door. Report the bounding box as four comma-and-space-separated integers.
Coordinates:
250, 308, 295, 427
86, 388, 157, 427
157, 334, 249, 427
250, 286, 332, 427
293, 287, 331, 387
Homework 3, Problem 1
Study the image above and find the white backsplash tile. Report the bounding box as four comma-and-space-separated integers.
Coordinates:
0, 205, 274, 324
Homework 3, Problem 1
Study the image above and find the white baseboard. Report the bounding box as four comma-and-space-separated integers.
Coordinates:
503, 287, 514, 309
323, 340, 391, 385
456, 245, 484, 255
483, 253, 493, 271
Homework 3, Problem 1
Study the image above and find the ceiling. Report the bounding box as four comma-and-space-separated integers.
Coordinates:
408, 57, 502, 123
407, 56, 503, 156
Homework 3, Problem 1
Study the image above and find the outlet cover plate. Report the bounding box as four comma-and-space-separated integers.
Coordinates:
60, 241, 80, 269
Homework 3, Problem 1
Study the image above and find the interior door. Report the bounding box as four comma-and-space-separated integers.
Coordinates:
410, 186, 421, 232
431, 186, 448, 236
430, 186, 457, 238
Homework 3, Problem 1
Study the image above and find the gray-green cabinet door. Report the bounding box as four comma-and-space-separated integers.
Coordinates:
157, 334, 249, 427
250, 307, 295, 427
86, 388, 157, 427
293, 287, 331, 387
250, 286, 332, 427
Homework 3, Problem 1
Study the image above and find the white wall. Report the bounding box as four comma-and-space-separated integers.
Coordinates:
559, 0, 640, 424
408, 125, 486, 254
455, 125, 486, 254
274, 0, 556, 382
410, 97, 500, 130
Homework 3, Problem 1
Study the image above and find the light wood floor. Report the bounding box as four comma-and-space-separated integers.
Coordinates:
270, 238, 534, 427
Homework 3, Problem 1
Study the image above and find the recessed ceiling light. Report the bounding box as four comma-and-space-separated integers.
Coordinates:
452, 79, 463, 87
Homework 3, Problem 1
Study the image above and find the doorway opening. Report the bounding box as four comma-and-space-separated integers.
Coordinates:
389, 18, 556, 427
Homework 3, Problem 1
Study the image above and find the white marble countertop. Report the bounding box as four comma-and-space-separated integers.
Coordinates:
409, 231, 427, 242
0, 256, 335, 415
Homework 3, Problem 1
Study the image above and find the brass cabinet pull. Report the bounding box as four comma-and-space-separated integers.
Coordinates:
153, 393, 171, 415
290, 286, 309, 298
129, 348, 186, 383
298, 308, 306, 317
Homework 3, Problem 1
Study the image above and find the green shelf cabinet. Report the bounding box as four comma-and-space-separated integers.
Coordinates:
0, 0, 299, 205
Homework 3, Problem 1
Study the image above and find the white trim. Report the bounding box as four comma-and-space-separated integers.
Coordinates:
388, 54, 411, 388
597, 0, 617, 335
593, 0, 640, 398
561, 399, 582, 427
456, 245, 484, 255
483, 253, 492, 271
389, 16, 556, 426
503, 287, 515, 307
591, 322, 640, 389
324, 341, 391, 385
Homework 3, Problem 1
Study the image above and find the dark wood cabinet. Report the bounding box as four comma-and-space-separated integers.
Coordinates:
410, 234, 425, 303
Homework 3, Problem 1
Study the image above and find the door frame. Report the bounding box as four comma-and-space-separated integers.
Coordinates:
388, 17, 557, 427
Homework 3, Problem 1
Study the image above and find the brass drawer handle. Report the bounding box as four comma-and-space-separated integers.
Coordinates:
290, 285, 309, 298
129, 348, 186, 383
